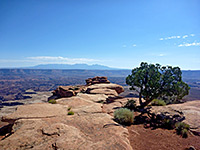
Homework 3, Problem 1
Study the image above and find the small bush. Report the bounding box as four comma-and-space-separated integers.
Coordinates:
114, 108, 134, 125
181, 129, 188, 138
175, 122, 190, 138
162, 118, 175, 129
68, 111, 74, 115
97, 100, 105, 104
67, 107, 72, 111
124, 99, 137, 110
48, 99, 57, 104
151, 99, 166, 106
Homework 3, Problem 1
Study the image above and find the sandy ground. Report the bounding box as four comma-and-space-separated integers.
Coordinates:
128, 124, 200, 150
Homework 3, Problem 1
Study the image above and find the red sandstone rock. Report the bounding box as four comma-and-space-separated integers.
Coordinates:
86, 76, 110, 85
86, 83, 124, 94
52, 85, 86, 98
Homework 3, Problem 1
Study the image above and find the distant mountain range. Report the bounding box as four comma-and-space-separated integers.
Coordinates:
26, 64, 118, 70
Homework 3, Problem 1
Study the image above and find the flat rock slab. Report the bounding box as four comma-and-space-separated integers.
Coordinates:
56, 93, 108, 106
150, 100, 200, 135
2, 103, 68, 123
0, 113, 133, 150
169, 101, 200, 134
88, 88, 118, 97
86, 83, 124, 94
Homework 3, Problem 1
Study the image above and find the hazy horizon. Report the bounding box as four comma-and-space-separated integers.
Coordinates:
0, 0, 200, 70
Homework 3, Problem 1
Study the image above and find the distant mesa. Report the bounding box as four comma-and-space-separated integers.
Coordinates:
26, 64, 118, 70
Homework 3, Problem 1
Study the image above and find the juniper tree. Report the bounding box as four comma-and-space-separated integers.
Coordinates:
126, 62, 190, 108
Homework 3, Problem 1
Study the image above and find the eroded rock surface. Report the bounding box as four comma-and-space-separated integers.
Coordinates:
86, 83, 124, 94
1, 76, 200, 150
0, 103, 132, 150
52, 85, 86, 98
0, 82, 132, 150
86, 76, 110, 85
150, 101, 200, 135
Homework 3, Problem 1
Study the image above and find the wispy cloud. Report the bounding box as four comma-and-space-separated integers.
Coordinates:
159, 34, 195, 40
27, 56, 99, 64
122, 45, 127, 48
182, 35, 188, 39
150, 53, 167, 57
158, 53, 166, 57
132, 44, 137, 47
0, 56, 100, 64
178, 42, 200, 47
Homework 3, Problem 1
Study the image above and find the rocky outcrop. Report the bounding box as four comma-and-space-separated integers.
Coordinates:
52, 85, 87, 98
169, 101, 200, 135
86, 76, 110, 85
86, 83, 124, 94
149, 101, 200, 135
51, 80, 123, 99
0, 81, 133, 150
1, 76, 199, 150
88, 88, 118, 97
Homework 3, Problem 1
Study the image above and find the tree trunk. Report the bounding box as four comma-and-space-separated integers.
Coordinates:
139, 92, 142, 106
140, 99, 153, 108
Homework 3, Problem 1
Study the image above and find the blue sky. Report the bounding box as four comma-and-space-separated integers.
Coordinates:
0, 0, 200, 69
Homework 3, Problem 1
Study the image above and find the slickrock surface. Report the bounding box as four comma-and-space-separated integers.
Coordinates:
86, 76, 110, 85
1, 78, 200, 150
86, 83, 124, 94
52, 85, 87, 98
0, 91, 52, 118
0, 83, 132, 150
150, 100, 200, 135
1, 103, 69, 123
88, 88, 118, 97
169, 101, 200, 135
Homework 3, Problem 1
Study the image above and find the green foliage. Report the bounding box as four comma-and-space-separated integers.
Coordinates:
124, 99, 137, 110
181, 129, 188, 138
126, 62, 190, 108
175, 122, 190, 138
67, 111, 74, 115
48, 99, 57, 104
162, 118, 174, 129
67, 107, 72, 111
151, 99, 166, 106
97, 100, 105, 104
114, 108, 134, 125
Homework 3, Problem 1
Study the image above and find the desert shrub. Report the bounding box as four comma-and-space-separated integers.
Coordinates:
151, 99, 166, 106
162, 118, 175, 129
97, 100, 105, 104
124, 99, 137, 110
175, 122, 190, 138
181, 129, 188, 138
68, 111, 74, 115
48, 99, 57, 104
114, 108, 134, 125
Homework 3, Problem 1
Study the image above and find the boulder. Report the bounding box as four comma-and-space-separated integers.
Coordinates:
169, 101, 200, 135
86, 76, 110, 85
86, 83, 124, 94
52, 85, 87, 98
149, 100, 200, 135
